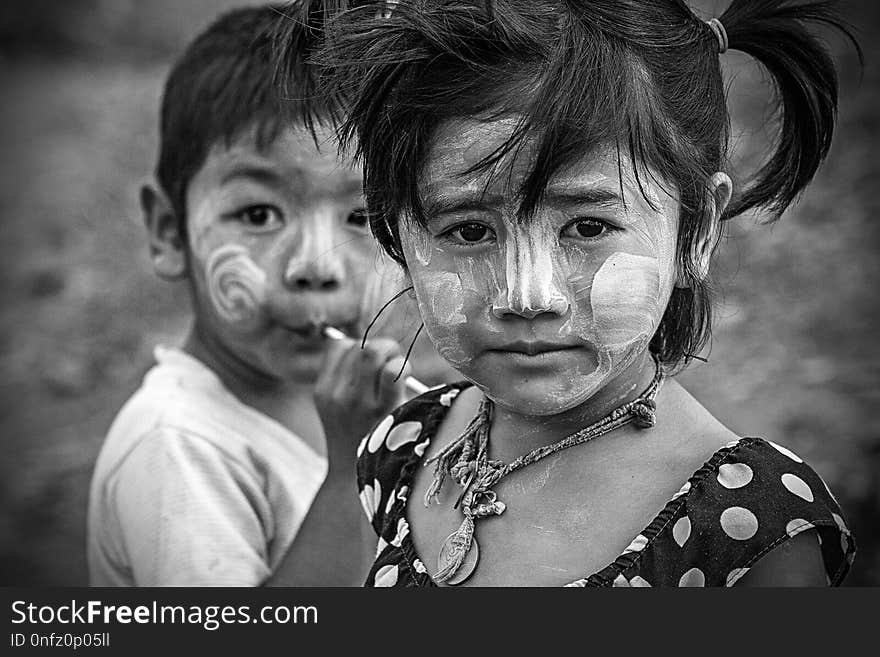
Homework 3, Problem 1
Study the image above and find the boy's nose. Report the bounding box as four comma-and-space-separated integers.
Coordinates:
281, 207, 347, 292
282, 258, 343, 291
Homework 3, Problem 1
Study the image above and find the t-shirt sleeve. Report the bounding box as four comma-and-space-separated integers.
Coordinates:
107, 428, 272, 586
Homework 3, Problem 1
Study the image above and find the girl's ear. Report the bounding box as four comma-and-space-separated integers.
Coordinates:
676, 172, 732, 288
141, 184, 188, 281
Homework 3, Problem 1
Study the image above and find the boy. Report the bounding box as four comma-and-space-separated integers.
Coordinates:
87, 4, 408, 586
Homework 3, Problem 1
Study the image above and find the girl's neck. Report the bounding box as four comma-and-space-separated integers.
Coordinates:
487, 351, 657, 463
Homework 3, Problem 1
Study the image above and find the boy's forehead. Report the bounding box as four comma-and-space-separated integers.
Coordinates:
199, 124, 362, 189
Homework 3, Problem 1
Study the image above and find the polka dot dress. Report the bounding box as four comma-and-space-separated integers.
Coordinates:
356, 384, 857, 587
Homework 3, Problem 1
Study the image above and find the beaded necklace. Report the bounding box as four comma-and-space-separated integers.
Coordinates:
423, 356, 665, 585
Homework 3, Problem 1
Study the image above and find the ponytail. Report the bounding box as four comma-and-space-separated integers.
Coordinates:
719, 0, 860, 220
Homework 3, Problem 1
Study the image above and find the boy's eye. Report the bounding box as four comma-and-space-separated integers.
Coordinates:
346, 208, 369, 230
562, 219, 608, 240
232, 205, 283, 231
446, 222, 494, 244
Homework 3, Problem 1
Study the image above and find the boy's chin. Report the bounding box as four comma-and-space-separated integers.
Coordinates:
269, 351, 325, 384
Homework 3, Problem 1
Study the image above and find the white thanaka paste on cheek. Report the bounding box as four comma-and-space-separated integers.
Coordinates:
590, 252, 661, 351
205, 244, 268, 328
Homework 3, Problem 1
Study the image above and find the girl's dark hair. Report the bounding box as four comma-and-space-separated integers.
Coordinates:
280, 0, 859, 369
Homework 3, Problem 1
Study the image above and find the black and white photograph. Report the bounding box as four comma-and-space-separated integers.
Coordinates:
1, 0, 876, 608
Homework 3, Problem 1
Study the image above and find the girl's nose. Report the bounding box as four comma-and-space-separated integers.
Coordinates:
491, 290, 569, 319
491, 229, 570, 319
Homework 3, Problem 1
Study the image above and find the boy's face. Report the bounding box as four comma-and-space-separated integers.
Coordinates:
398, 117, 680, 416
183, 125, 375, 383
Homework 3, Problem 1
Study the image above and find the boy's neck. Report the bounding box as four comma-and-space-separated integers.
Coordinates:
181, 321, 313, 405
488, 351, 658, 463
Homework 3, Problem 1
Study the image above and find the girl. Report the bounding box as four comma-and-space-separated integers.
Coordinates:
289, 0, 859, 586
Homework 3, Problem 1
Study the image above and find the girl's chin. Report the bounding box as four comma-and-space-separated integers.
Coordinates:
470, 375, 604, 418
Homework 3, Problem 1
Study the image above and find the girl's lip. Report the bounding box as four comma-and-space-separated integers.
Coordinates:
488, 340, 583, 356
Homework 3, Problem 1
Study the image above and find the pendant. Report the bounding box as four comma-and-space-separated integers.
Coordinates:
437, 533, 480, 586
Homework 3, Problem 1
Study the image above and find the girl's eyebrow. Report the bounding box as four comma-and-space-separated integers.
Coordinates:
544, 186, 622, 207
423, 184, 622, 216
423, 189, 505, 216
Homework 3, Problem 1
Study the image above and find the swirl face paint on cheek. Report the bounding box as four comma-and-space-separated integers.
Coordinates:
205, 244, 268, 330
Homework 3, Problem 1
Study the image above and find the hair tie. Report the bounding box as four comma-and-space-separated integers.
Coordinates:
706, 18, 728, 54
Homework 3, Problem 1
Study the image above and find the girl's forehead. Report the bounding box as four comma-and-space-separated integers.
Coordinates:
421, 116, 675, 210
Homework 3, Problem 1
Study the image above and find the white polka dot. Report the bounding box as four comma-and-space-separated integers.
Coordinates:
840, 532, 849, 556
366, 415, 395, 453
374, 564, 399, 587
384, 492, 397, 515
629, 576, 651, 587
832, 513, 849, 534
396, 485, 409, 501
768, 440, 803, 463
439, 389, 461, 407
717, 463, 754, 489
725, 568, 750, 587
817, 532, 823, 546
414, 439, 430, 458
356, 434, 370, 458
385, 421, 423, 451
612, 573, 630, 587
785, 518, 815, 537
679, 567, 705, 587
375, 537, 388, 557
720, 506, 759, 540
671, 481, 691, 500
390, 518, 410, 547
623, 534, 648, 554
781, 473, 814, 502
359, 479, 382, 519
673, 516, 691, 547
413, 559, 427, 574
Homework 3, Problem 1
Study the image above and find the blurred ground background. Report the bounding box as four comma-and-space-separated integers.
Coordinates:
0, 0, 877, 586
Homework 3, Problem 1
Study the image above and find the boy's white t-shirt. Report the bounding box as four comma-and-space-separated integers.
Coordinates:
87, 346, 328, 586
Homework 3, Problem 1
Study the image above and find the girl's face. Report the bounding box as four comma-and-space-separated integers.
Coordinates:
399, 117, 680, 416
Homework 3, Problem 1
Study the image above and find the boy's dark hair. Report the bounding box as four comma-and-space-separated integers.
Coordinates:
281, 0, 859, 369
157, 3, 325, 234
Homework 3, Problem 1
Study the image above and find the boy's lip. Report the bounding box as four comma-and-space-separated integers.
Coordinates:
282, 319, 359, 341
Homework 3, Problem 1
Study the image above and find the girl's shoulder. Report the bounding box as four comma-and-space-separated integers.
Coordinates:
573, 436, 857, 587
355, 382, 472, 536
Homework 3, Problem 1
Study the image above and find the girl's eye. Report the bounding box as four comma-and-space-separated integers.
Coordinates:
346, 208, 369, 230
446, 222, 494, 245
562, 219, 608, 240
233, 205, 283, 231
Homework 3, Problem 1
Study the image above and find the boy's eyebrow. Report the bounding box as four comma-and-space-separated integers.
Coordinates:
221, 165, 364, 196
221, 165, 286, 188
